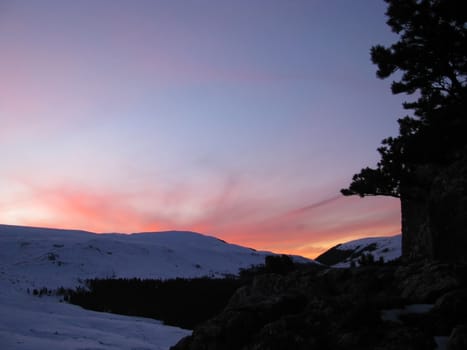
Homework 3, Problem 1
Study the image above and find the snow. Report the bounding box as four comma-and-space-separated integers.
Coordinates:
332, 234, 401, 267
0, 286, 190, 350
381, 304, 434, 322
434, 336, 449, 350
1, 224, 310, 349
0, 224, 279, 291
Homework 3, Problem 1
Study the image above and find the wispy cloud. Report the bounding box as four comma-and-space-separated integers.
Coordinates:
280, 195, 342, 217
1, 171, 400, 259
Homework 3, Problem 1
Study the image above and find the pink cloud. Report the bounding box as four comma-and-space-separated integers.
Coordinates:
192, 194, 400, 258
1, 175, 400, 259
2, 182, 171, 233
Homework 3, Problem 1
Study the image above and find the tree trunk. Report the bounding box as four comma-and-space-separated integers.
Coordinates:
401, 193, 434, 261
429, 153, 467, 263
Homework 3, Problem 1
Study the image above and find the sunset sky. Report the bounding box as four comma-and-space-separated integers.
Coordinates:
0, 0, 404, 258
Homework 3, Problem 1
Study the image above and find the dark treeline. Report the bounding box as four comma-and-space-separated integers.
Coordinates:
58, 255, 312, 329
63, 277, 243, 329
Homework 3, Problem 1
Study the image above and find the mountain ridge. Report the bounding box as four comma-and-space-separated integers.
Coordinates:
0, 223, 313, 291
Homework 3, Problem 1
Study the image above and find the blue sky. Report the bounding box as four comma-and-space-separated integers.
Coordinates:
0, 0, 404, 257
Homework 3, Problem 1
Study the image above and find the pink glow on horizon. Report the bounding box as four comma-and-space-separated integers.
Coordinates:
1, 180, 400, 258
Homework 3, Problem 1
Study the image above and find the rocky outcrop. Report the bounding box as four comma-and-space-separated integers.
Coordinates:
447, 325, 467, 350
395, 262, 462, 302
171, 262, 467, 350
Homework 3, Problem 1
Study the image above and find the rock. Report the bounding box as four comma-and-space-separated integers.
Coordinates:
171, 273, 309, 350
171, 263, 464, 350
435, 289, 467, 313
396, 262, 460, 302
374, 327, 436, 350
432, 289, 467, 333
245, 317, 312, 350
227, 274, 289, 308
447, 325, 467, 350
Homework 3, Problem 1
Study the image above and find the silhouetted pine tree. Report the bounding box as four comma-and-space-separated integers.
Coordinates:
342, 0, 467, 199
341, 1, 467, 261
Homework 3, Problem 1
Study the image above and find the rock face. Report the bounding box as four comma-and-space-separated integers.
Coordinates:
171, 262, 467, 350
395, 262, 462, 302
447, 325, 467, 350
401, 151, 467, 263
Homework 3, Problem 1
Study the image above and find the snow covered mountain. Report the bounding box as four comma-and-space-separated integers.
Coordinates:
315, 234, 401, 267
0, 224, 293, 291
0, 224, 311, 350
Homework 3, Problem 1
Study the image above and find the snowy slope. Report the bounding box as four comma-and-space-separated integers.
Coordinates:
0, 224, 281, 291
0, 287, 190, 350
315, 234, 401, 267
1, 223, 309, 350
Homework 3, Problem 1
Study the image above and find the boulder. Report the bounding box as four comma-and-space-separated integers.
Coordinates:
447, 325, 467, 350
395, 262, 460, 302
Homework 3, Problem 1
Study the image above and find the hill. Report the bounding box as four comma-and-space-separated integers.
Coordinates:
315, 234, 401, 267
0, 224, 311, 349
0, 224, 303, 291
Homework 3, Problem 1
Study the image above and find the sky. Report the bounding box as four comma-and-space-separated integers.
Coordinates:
0, 0, 405, 258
